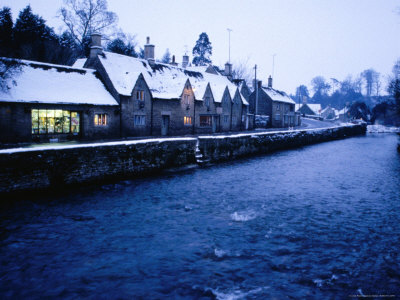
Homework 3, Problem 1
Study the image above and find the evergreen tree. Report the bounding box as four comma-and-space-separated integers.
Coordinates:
161, 48, 171, 63
192, 32, 212, 66
107, 37, 137, 57
0, 7, 13, 57
13, 5, 58, 62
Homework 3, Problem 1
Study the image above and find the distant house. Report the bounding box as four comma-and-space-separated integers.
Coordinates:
0, 57, 119, 144
83, 34, 251, 137
296, 103, 322, 117
338, 106, 350, 122
320, 105, 338, 120
248, 78, 299, 128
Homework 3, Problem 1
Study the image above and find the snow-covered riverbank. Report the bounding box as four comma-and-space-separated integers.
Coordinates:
367, 125, 400, 133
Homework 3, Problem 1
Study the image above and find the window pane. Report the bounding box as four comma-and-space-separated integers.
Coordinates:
94, 114, 98, 126
46, 110, 55, 133
39, 110, 47, 134
31, 110, 39, 134
71, 112, 80, 133
63, 111, 70, 133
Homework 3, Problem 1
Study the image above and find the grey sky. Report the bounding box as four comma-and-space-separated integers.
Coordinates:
2, 0, 399, 95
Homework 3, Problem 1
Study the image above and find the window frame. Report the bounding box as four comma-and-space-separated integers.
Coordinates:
199, 116, 212, 127
134, 115, 146, 126
31, 109, 79, 135
184, 116, 192, 126
94, 113, 108, 126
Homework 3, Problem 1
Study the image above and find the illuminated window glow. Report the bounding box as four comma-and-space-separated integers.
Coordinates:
94, 114, 107, 126
184, 116, 192, 125
32, 109, 79, 135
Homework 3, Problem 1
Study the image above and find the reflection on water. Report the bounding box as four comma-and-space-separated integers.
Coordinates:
1, 134, 400, 299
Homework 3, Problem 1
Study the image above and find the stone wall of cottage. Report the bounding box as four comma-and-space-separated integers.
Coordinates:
0, 103, 119, 145
152, 83, 195, 136
271, 102, 294, 128
220, 89, 232, 132
0, 138, 197, 193
231, 91, 243, 131
248, 89, 272, 117
194, 85, 219, 134
120, 76, 152, 137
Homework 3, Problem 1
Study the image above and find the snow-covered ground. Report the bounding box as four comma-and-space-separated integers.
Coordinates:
367, 125, 400, 133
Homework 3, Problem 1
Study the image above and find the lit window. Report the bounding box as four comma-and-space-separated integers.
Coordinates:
136, 90, 144, 100
94, 114, 107, 126
200, 116, 211, 127
134, 115, 146, 126
184, 116, 192, 125
32, 109, 78, 135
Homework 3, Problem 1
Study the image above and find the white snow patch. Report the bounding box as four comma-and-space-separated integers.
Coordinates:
230, 210, 257, 222
367, 125, 400, 133
0, 137, 197, 154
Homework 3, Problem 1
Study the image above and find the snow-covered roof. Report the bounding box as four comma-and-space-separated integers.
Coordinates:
338, 107, 349, 114
97, 51, 248, 105
72, 58, 86, 68
297, 103, 322, 114
261, 87, 295, 104
0, 58, 118, 106
307, 104, 322, 114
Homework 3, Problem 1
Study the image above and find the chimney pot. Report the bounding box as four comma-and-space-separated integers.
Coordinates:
182, 54, 189, 68
225, 62, 232, 78
268, 75, 273, 88
90, 33, 103, 58
144, 36, 155, 64
146, 36, 150, 44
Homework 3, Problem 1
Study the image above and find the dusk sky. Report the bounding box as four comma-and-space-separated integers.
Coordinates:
2, 0, 400, 95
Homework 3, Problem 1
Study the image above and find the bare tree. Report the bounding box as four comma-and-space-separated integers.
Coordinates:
232, 57, 252, 86
361, 68, 379, 97
59, 0, 118, 50
311, 76, 330, 95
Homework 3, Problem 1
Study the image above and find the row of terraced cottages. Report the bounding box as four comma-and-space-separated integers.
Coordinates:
0, 34, 299, 145
0, 36, 255, 145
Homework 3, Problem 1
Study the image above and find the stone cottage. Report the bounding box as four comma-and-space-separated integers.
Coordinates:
0, 57, 119, 144
249, 77, 299, 128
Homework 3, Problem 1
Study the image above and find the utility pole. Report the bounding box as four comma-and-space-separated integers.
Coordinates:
227, 28, 232, 63
272, 54, 276, 79
255, 64, 258, 115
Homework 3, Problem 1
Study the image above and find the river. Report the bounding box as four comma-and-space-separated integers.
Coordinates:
1, 133, 399, 299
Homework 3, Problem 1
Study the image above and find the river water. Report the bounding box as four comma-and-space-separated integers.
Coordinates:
1, 134, 399, 299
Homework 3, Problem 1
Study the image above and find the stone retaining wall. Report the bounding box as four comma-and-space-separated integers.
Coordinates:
0, 138, 197, 193
197, 124, 366, 163
0, 124, 366, 194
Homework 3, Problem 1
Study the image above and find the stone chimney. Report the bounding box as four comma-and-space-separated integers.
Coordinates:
90, 33, 103, 58
225, 62, 232, 79
268, 75, 273, 88
258, 80, 262, 89
144, 36, 155, 65
171, 55, 178, 66
182, 54, 189, 68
